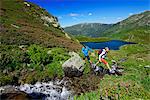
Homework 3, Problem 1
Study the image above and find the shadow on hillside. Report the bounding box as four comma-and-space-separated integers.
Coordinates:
65, 66, 123, 95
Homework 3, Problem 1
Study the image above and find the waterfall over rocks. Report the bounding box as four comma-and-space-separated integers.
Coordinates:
0, 79, 73, 100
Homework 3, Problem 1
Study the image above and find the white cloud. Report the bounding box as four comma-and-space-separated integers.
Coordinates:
58, 16, 62, 19
117, 17, 122, 20
88, 13, 92, 16
72, 17, 78, 20
103, 17, 106, 19
129, 13, 134, 16
69, 13, 79, 17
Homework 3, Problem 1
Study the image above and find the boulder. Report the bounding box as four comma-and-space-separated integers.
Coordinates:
65, 33, 71, 39
62, 52, 85, 77
144, 65, 150, 69
24, 2, 30, 7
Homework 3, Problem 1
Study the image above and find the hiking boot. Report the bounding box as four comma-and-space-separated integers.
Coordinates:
109, 69, 115, 74
91, 64, 96, 69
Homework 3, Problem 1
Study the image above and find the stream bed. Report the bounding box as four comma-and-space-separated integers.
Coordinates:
0, 79, 73, 100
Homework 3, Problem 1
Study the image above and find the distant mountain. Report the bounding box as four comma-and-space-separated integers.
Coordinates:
64, 23, 112, 37
64, 11, 150, 42
104, 11, 150, 35
0, 0, 81, 51
104, 11, 150, 43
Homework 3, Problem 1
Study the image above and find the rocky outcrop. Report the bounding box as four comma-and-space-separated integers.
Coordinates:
24, 2, 31, 7
41, 15, 62, 29
23, 1, 62, 29
62, 52, 85, 77
65, 33, 71, 39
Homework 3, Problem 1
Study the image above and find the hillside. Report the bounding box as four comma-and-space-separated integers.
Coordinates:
104, 11, 150, 35
0, 0, 81, 51
64, 23, 112, 37
104, 11, 150, 43
0, 0, 81, 85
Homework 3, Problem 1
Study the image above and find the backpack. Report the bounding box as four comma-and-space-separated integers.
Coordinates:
98, 49, 102, 55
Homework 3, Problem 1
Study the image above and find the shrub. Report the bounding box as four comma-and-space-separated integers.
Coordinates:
74, 91, 100, 100
27, 44, 53, 69
0, 73, 13, 86
0, 45, 29, 71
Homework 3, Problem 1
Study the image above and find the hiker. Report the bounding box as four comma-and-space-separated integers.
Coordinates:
82, 45, 93, 65
94, 47, 112, 72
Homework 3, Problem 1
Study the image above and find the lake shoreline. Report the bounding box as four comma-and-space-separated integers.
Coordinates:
80, 40, 136, 50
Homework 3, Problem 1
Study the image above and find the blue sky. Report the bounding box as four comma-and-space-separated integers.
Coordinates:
27, 0, 150, 27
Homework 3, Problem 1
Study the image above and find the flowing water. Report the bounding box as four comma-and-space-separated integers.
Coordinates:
0, 79, 73, 100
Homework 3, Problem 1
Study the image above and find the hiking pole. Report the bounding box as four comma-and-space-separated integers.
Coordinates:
108, 50, 116, 62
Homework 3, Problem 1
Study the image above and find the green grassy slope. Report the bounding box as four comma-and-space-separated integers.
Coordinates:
75, 43, 150, 99
108, 26, 150, 43
104, 11, 150, 40
0, 0, 81, 51
0, 0, 81, 85
75, 36, 111, 42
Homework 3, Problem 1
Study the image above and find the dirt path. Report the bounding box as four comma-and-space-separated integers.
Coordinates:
65, 71, 104, 95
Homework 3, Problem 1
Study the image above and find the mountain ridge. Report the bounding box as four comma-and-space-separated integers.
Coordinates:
64, 23, 112, 37
64, 11, 150, 39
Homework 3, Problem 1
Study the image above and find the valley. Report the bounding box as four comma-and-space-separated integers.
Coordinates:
0, 0, 150, 99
